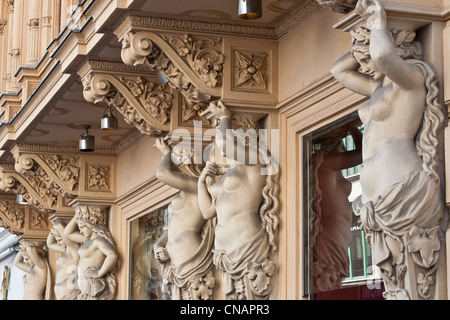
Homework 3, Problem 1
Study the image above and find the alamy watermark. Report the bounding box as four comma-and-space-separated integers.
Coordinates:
168, 121, 279, 176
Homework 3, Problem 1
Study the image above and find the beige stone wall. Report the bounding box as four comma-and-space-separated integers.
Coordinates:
278, 8, 350, 102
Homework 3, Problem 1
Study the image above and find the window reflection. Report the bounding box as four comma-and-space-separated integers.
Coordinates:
130, 206, 170, 300
303, 112, 381, 297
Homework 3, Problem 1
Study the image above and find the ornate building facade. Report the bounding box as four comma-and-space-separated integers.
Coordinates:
0, 0, 449, 301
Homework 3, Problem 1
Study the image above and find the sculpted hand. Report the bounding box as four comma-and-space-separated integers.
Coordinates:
199, 161, 217, 184
154, 136, 171, 155
85, 269, 101, 279
154, 247, 170, 263
199, 100, 231, 121
355, 0, 386, 30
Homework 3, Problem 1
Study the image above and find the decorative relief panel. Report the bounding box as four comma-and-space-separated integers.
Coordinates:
0, 200, 25, 235
179, 95, 213, 127
233, 50, 268, 93
87, 164, 111, 191
29, 208, 49, 231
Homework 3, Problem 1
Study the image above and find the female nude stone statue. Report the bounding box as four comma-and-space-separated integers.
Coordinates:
14, 240, 50, 300
198, 100, 279, 300
64, 206, 118, 300
331, 0, 447, 300
153, 137, 216, 300
47, 216, 81, 300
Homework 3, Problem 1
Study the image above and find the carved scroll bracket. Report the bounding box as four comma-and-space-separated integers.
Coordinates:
79, 60, 174, 136
0, 163, 58, 213
118, 31, 223, 103
12, 144, 81, 200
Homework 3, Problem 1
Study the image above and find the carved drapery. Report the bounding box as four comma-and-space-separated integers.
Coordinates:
119, 31, 224, 103
79, 60, 174, 136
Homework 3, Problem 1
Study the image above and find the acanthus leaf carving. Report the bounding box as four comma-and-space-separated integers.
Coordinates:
14, 153, 80, 199
0, 201, 25, 235
0, 164, 57, 213
80, 65, 174, 136
120, 31, 223, 103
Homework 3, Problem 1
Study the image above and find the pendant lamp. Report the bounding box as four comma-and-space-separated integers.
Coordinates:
79, 124, 95, 152
238, 0, 262, 20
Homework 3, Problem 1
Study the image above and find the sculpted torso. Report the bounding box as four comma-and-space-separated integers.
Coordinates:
359, 81, 425, 203
209, 164, 265, 253
78, 238, 106, 272
166, 191, 205, 266
23, 266, 47, 300
54, 248, 79, 296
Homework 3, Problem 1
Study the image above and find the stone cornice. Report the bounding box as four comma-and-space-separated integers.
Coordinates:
114, 1, 322, 40
11, 142, 116, 157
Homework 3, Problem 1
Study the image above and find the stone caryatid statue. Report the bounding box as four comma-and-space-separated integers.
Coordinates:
331, 0, 447, 300
64, 206, 118, 300
14, 240, 51, 300
312, 121, 362, 292
198, 100, 280, 300
153, 137, 216, 300
46, 216, 81, 300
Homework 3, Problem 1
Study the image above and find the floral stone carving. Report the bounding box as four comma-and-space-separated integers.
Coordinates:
234, 50, 268, 91
120, 31, 223, 103
80, 62, 174, 136
0, 201, 25, 235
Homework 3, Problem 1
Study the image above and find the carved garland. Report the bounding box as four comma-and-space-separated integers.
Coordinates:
120, 31, 224, 103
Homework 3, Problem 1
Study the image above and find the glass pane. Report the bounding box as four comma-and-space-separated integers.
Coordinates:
303, 112, 365, 295
130, 206, 170, 300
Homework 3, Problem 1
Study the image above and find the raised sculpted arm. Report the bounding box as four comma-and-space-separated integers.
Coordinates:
356, 0, 424, 90
155, 137, 198, 193
331, 51, 380, 97
197, 161, 218, 220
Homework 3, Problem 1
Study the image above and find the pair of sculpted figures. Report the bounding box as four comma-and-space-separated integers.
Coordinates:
319, 0, 446, 300
153, 100, 279, 300
15, 208, 118, 300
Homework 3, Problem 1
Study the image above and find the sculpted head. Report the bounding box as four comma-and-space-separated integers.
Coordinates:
350, 26, 423, 79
